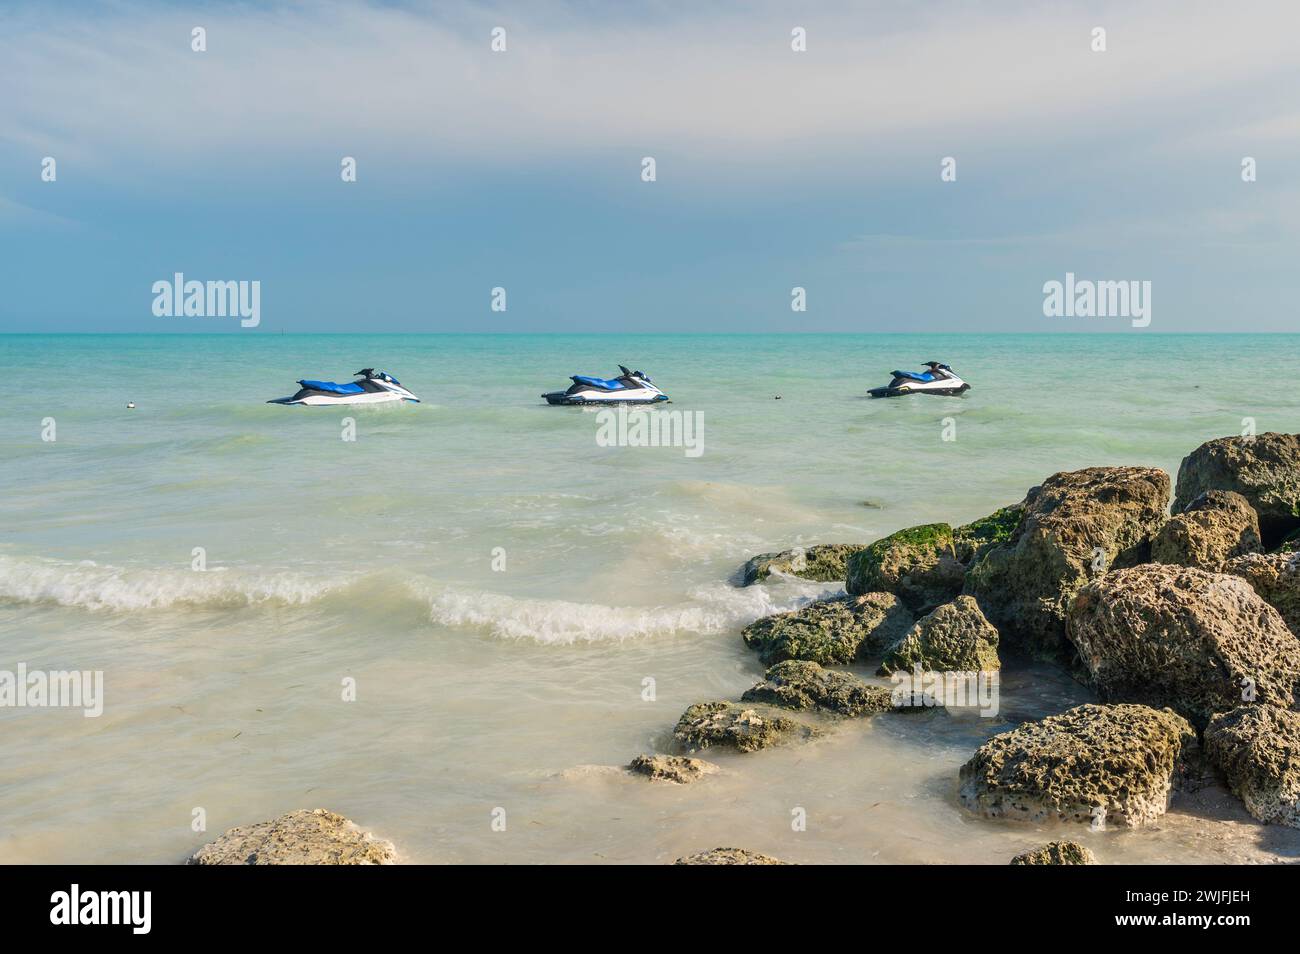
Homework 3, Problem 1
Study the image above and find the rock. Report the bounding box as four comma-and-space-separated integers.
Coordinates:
1221, 550, 1300, 636
1174, 433, 1300, 548
959, 703, 1196, 828
845, 523, 966, 613
741, 660, 893, 716
954, 505, 1024, 563
741, 592, 913, 665
187, 809, 396, 865
673, 701, 821, 753
965, 466, 1170, 661
627, 754, 719, 784
1150, 490, 1262, 568
674, 847, 788, 865
1204, 704, 1300, 828
1277, 528, 1300, 553
1067, 563, 1300, 728
739, 543, 865, 585
878, 596, 1001, 675
1009, 841, 1097, 865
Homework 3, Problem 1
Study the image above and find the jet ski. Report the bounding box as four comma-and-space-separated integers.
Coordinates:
868, 362, 969, 398
542, 365, 668, 406
268, 368, 419, 406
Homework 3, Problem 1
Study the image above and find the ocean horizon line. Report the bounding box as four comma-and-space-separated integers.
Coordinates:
4, 330, 1298, 337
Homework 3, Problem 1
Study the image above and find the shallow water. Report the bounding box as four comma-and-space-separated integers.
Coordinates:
2, 333, 1299, 863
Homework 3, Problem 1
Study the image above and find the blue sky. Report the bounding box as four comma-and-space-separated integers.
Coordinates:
1, 0, 1298, 333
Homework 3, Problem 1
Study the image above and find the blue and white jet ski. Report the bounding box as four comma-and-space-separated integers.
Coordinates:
542, 365, 668, 406
268, 369, 420, 406
868, 362, 969, 398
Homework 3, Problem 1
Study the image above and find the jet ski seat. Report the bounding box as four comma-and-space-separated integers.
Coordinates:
571, 375, 626, 390
892, 370, 936, 382
299, 379, 366, 394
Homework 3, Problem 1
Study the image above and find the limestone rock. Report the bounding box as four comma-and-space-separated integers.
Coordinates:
1221, 550, 1300, 637
1009, 841, 1097, 865
1204, 704, 1300, 828
845, 523, 966, 613
959, 703, 1197, 828
965, 467, 1170, 661
673, 701, 821, 753
741, 660, 892, 716
1067, 563, 1300, 728
879, 596, 1001, 675
1150, 489, 1261, 568
741, 592, 913, 665
1173, 432, 1300, 548
674, 847, 788, 865
627, 754, 719, 784
739, 543, 865, 585
188, 809, 396, 865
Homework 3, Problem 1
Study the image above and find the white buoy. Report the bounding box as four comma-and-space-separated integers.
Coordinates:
126, 402, 136, 409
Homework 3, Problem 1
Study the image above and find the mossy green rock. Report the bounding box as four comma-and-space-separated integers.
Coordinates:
878, 596, 1001, 675
739, 543, 865, 585
1204, 704, 1300, 828
1174, 432, 1300, 549
965, 467, 1170, 662
959, 703, 1197, 828
741, 660, 892, 716
954, 505, 1023, 562
741, 592, 913, 665
1009, 841, 1097, 865
1221, 551, 1300, 637
1067, 563, 1300, 729
845, 523, 966, 613
673, 701, 821, 753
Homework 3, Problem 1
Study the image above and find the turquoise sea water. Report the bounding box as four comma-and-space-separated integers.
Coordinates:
2, 333, 1299, 863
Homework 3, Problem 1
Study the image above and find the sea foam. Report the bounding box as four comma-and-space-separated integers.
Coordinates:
0, 554, 837, 644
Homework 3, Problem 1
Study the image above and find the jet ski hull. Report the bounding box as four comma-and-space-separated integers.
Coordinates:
269, 369, 420, 406
542, 389, 669, 406
543, 366, 668, 405
868, 383, 970, 398
269, 390, 417, 406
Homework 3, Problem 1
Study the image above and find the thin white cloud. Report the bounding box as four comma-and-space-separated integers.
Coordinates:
1, 0, 1297, 182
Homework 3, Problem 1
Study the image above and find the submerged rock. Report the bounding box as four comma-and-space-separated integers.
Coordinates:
1067, 563, 1300, 728
1009, 841, 1097, 865
741, 660, 892, 716
964, 466, 1170, 661
959, 703, 1196, 828
673, 701, 821, 753
741, 592, 913, 665
1150, 490, 1262, 569
845, 523, 966, 613
739, 543, 865, 585
1204, 704, 1300, 829
1221, 550, 1300, 636
675, 847, 788, 865
187, 809, 396, 865
627, 754, 719, 784
1173, 432, 1300, 548
878, 596, 1001, 676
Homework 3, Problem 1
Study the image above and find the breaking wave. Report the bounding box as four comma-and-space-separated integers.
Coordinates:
0, 554, 839, 644
423, 579, 838, 645
0, 555, 344, 612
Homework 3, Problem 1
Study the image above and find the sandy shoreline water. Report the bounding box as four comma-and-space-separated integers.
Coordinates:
3, 333, 1300, 863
